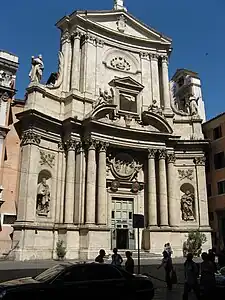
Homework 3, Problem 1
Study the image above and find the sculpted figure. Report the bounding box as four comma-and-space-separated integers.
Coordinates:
94, 88, 114, 108
188, 96, 199, 116
36, 177, 50, 214
181, 190, 195, 221
29, 55, 44, 83
148, 99, 162, 115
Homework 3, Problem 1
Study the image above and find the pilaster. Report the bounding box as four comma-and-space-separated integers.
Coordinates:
161, 56, 171, 112
61, 30, 72, 92
158, 149, 168, 227
150, 53, 160, 106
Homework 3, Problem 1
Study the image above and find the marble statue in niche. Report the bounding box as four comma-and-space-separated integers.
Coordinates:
36, 177, 50, 215
181, 190, 195, 221
29, 55, 44, 83
94, 88, 114, 108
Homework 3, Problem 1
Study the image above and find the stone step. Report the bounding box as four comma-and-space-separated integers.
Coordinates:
116, 251, 161, 259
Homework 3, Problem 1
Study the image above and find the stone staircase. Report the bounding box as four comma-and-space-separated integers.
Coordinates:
117, 250, 161, 260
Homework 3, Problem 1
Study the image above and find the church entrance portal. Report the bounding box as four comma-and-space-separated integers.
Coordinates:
111, 197, 135, 250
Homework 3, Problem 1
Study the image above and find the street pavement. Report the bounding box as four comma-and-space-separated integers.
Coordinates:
0, 258, 201, 299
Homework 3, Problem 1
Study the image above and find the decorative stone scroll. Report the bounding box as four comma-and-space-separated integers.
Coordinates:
107, 152, 142, 181
178, 169, 194, 180
39, 150, 55, 168
110, 57, 131, 72
21, 130, 41, 146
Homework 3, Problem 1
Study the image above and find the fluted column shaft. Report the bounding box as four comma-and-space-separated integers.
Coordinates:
86, 140, 97, 224
158, 150, 168, 226
148, 149, 157, 226
64, 139, 76, 224
161, 56, 171, 111
167, 153, 178, 226
97, 142, 108, 225
195, 157, 209, 227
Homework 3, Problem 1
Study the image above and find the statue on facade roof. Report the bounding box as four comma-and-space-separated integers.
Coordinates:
94, 88, 114, 108
29, 54, 44, 83
188, 95, 199, 117
148, 99, 163, 115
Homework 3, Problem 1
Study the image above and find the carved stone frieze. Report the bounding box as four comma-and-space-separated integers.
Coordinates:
21, 130, 41, 146
110, 57, 131, 72
178, 169, 194, 180
194, 157, 206, 166
107, 152, 142, 181
39, 150, 55, 168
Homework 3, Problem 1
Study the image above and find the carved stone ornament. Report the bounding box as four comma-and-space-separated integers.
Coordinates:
158, 149, 166, 160
181, 190, 195, 221
46, 52, 64, 89
111, 180, 120, 192
0, 92, 10, 102
131, 181, 140, 193
167, 153, 176, 164
29, 55, 44, 83
58, 141, 64, 151
110, 57, 131, 72
148, 149, 157, 159
107, 152, 142, 181
39, 150, 55, 168
194, 157, 206, 166
66, 139, 77, 151
116, 15, 127, 33
178, 169, 194, 180
93, 88, 114, 108
21, 130, 41, 146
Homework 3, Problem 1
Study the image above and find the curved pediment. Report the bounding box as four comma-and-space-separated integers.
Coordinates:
142, 111, 173, 134
85, 104, 117, 121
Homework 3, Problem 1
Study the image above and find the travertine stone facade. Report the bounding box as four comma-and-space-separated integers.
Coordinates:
12, 1, 211, 260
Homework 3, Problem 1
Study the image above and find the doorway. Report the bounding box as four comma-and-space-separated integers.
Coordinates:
116, 229, 129, 249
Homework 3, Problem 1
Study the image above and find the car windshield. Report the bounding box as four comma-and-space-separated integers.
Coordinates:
34, 264, 65, 282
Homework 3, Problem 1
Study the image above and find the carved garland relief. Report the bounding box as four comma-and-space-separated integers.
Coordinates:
110, 57, 131, 72
39, 150, 55, 168
178, 169, 194, 181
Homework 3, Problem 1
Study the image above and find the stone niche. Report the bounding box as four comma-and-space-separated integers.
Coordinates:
36, 169, 52, 217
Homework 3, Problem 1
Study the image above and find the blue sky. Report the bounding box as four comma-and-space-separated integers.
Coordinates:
1, 0, 225, 120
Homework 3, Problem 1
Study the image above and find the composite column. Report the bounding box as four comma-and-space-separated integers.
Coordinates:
148, 149, 158, 226
161, 56, 171, 111
167, 153, 178, 227
64, 139, 76, 224
194, 157, 209, 227
85, 139, 97, 224
158, 149, 169, 226
97, 142, 108, 225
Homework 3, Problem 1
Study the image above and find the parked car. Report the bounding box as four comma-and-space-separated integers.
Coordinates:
0, 262, 154, 299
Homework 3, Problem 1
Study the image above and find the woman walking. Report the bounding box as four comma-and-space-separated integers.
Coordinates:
158, 250, 173, 290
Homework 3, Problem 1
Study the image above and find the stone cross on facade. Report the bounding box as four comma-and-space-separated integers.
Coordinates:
114, 0, 127, 11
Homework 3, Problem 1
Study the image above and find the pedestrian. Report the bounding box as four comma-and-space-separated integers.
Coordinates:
164, 243, 173, 257
111, 248, 123, 266
208, 248, 217, 272
158, 250, 173, 290
95, 249, 106, 263
125, 251, 134, 274
183, 253, 200, 300
200, 252, 216, 300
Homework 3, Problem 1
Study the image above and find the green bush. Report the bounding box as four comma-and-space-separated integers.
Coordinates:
183, 230, 207, 257
56, 240, 66, 260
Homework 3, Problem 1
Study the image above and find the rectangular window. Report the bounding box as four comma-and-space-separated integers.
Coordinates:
207, 184, 212, 197
3, 214, 16, 225
119, 93, 137, 113
214, 152, 225, 169
213, 126, 222, 140
217, 180, 225, 195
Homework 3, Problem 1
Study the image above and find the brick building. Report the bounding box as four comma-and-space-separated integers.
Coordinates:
203, 112, 225, 250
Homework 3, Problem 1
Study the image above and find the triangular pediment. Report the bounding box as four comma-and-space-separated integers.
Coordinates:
76, 10, 171, 45
109, 76, 144, 90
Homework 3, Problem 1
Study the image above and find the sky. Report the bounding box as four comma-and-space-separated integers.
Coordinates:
1, 0, 225, 120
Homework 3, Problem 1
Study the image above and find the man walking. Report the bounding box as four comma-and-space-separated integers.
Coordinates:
183, 253, 200, 300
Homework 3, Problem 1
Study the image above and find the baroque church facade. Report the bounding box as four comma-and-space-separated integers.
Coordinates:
12, 0, 211, 260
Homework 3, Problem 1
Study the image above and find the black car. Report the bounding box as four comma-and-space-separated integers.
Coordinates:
0, 262, 154, 299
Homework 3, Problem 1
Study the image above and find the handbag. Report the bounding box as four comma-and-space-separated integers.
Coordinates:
171, 268, 177, 284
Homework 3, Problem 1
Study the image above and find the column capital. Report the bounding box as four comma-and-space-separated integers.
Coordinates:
149, 53, 159, 61
140, 52, 150, 60
85, 138, 98, 150
98, 141, 109, 152
148, 148, 157, 159
96, 38, 104, 47
21, 130, 41, 146
66, 138, 78, 151
58, 141, 65, 152
61, 30, 71, 44
161, 55, 169, 64
194, 156, 206, 166
72, 29, 84, 39
158, 149, 166, 160
167, 153, 176, 164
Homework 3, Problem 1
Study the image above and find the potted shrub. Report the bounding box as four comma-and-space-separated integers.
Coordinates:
183, 230, 207, 257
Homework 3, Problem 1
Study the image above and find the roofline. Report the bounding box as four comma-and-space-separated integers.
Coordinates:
203, 112, 225, 126
171, 68, 199, 81
56, 9, 172, 42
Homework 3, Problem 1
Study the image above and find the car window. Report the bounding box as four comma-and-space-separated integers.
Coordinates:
57, 265, 86, 283
34, 265, 65, 282
83, 264, 123, 281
